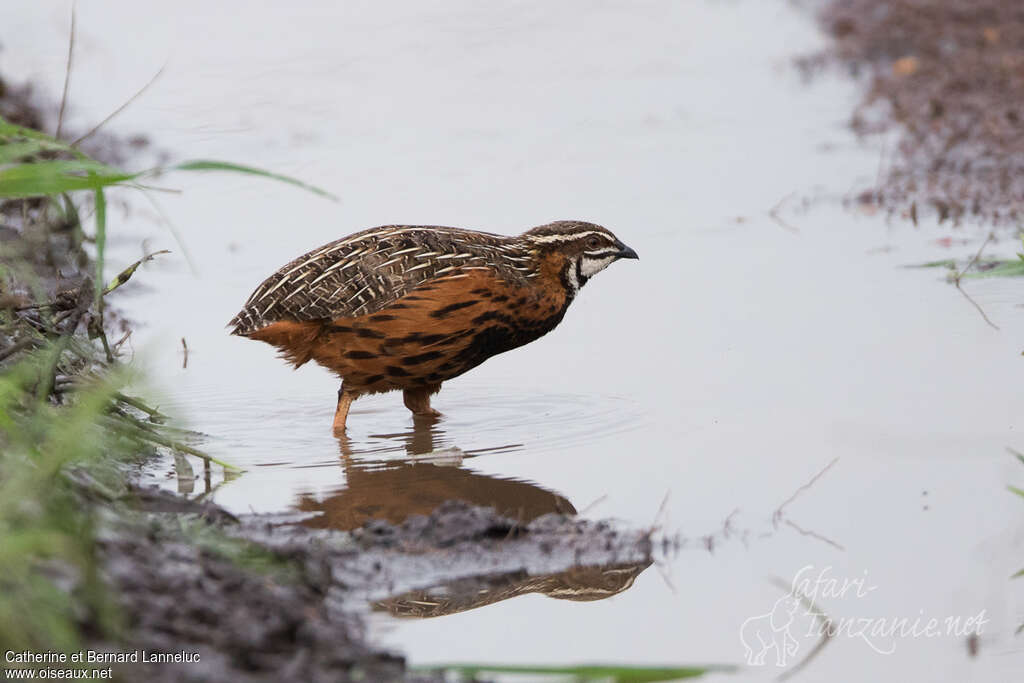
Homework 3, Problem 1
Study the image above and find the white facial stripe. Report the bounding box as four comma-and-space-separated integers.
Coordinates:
579, 254, 617, 278
526, 230, 609, 245
584, 248, 620, 259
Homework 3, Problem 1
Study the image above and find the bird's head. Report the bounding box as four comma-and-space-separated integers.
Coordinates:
522, 220, 638, 293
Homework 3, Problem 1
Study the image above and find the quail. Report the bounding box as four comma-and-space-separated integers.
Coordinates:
229, 220, 638, 431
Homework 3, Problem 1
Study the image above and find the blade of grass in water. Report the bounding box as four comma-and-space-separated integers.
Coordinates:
171, 159, 338, 201
417, 663, 732, 682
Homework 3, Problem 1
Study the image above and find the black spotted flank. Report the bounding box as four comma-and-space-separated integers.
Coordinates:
369, 314, 397, 322
472, 311, 509, 325
401, 350, 444, 365
386, 365, 412, 377
355, 327, 385, 339
431, 300, 479, 319
388, 332, 448, 345
492, 294, 509, 303
325, 324, 354, 334
345, 350, 377, 359
364, 374, 385, 385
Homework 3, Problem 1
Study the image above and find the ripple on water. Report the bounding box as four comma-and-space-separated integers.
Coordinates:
156, 381, 647, 469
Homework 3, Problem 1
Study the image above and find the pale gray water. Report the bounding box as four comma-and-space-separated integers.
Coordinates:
7, 1, 1024, 680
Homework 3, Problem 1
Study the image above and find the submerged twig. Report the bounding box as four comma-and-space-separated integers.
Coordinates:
113, 391, 167, 422
769, 192, 800, 234
772, 457, 839, 527
951, 233, 999, 330
783, 519, 845, 551
101, 414, 242, 471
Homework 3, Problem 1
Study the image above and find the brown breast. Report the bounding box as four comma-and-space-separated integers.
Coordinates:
247, 267, 571, 394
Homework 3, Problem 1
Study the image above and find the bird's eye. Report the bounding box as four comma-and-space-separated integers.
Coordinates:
585, 236, 601, 249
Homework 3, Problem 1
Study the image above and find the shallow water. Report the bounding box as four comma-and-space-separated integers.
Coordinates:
8, 0, 1024, 679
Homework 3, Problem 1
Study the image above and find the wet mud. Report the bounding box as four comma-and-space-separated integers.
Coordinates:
97, 488, 652, 682
812, 0, 1024, 225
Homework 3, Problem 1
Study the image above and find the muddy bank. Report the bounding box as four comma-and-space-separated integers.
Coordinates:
99, 488, 655, 682
812, 0, 1024, 225
95, 489, 652, 682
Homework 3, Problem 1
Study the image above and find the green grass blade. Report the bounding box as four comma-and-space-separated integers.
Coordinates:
0, 160, 137, 198
964, 260, 1024, 278
1009, 485, 1024, 500
905, 259, 957, 269
94, 187, 107, 307
0, 117, 89, 159
171, 159, 338, 200
417, 663, 732, 682
0, 141, 71, 165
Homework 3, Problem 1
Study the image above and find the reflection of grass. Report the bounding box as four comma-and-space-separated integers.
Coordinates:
418, 663, 735, 682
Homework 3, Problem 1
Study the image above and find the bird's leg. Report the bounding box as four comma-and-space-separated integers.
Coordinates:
403, 385, 441, 418
332, 384, 356, 434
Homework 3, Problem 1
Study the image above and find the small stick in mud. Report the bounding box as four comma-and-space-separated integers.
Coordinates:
0, 337, 37, 363
181, 337, 188, 369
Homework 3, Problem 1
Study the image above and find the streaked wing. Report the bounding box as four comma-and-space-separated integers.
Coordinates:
229, 226, 532, 334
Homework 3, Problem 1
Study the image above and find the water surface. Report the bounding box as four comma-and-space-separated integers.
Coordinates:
8, 1, 1024, 679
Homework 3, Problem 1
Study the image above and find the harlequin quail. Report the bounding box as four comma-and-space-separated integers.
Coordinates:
229, 220, 638, 431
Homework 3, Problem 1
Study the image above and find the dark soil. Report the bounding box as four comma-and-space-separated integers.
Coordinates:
812, 0, 1024, 225
95, 490, 652, 682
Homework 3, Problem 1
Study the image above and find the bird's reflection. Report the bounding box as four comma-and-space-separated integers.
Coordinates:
292, 417, 651, 618
373, 562, 650, 619
295, 416, 575, 530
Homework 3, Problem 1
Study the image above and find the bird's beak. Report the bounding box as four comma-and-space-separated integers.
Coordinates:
617, 243, 639, 260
